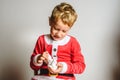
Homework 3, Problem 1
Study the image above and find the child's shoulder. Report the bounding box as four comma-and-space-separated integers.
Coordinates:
68, 35, 80, 44
38, 34, 48, 38
68, 35, 77, 40
37, 34, 47, 41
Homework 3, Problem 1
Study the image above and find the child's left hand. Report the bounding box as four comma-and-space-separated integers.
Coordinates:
48, 62, 63, 74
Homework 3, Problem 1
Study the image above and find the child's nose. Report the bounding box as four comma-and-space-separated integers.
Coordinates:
56, 31, 62, 37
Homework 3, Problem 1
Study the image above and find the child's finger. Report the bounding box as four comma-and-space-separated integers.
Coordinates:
38, 60, 43, 63
48, 67, 53, 73
40, 56, 45, 60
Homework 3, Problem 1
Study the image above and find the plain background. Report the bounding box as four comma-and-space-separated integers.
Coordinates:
0, 0, 120, 80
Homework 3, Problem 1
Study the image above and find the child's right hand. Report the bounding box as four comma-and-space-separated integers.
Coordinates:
37, 51, 49, 64
48, 62, 63, 74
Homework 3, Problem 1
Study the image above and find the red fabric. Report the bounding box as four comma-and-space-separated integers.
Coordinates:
30, 34, 86, 79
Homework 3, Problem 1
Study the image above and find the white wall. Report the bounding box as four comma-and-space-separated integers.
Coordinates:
0, 0, 119, 80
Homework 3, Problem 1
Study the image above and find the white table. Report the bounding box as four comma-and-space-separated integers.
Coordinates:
31, 75, 63, 80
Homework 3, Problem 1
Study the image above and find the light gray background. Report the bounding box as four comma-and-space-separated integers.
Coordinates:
0, 0, 120, 80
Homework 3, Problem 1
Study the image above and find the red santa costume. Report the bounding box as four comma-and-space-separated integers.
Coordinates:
30, 34, 86, 80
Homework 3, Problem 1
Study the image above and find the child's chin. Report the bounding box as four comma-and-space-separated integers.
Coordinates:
53, 37, 62, 41
53, 39, 60, 41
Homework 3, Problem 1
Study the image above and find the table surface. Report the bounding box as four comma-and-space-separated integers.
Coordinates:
32, 75, 62, 80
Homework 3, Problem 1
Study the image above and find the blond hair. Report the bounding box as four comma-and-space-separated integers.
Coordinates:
49, 2, 77, 27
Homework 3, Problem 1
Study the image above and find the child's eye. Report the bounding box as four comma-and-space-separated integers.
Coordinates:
54, 27, 59, 31
62, 30, 66, 33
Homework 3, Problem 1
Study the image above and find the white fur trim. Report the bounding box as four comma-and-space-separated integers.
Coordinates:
44, 34, 70, 45
51, 43, 58, 60
33, 54, 43, 66
59, 62, 68, 73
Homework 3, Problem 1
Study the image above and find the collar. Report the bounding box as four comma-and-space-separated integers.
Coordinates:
44, 34, 70, 45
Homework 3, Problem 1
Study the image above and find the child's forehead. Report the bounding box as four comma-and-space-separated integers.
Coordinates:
55, 19, 70, 28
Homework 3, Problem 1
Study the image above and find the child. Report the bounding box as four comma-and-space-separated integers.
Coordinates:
30, 2, 86, 80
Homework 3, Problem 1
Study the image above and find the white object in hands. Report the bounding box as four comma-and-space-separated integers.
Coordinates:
48, 54, 57, 70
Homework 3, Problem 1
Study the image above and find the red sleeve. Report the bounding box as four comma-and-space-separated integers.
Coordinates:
66, 37, 86, 74
30, 35, 45, 70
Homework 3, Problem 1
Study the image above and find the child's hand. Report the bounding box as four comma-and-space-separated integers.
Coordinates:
37, 51, 49, 64
48, 62, 63, 74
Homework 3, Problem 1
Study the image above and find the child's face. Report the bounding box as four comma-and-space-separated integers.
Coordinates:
50, 19, 70, 41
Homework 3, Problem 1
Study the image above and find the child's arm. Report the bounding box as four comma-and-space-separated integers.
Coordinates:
30, 36, 46, 70
56, 38, 86, 74
65, 38, 86, 74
